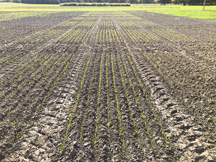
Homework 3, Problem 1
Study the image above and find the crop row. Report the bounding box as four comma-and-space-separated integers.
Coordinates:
118, 21, 136, 27
71, 16, 86, 21
0, 55, 19, 70
110, 53, 126, 153
79, 57, 98, 141
23, 29, 64, 44
151, 29, 194, 42
59, 21, 79, 27
0, 53, 46, 86
77, 20, 97, 28
86, 16, 100, 21
102, 16, 113, 21
58, 28, 90, 43
112, 12, 132, 16
114, 13, 155, 28
0, 41, 87, 128
95, 29, 123, 43
135, 20, 156, 27
128, 16, 143, 21
78, 51, 107, 160
0, 42, 50, 71
93, 53, 104, 147
105, 54, 111, 145
0, 12, 86, 47
123, 29, 158, 43
109, 50, 170, 158
99, 20, 115, 28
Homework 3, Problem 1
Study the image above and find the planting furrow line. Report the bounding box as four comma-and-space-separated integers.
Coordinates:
0, 14, 90, 76
59, 13, 103, 156
2, 43, 91, 162
59, 54, 92, 155
113, 16, 167, 154
94, 52, 112, 161
163, 51, 216, 92
0, 40, 52, 72
110, 53, 126, 158
0, 49, 79, 158
128, 15, 216, 76
105, 54, 111, 145
79, 57, 98, 141
0, 12, 87, 54
118, 52, 156, 151
93, 53, 104, 147
94, 52, 111, 161
0, 54, 56, 122
0, 53, 56, 106
0, 53, 71, 143
124, 51, 170, 145
106, 52, 123, 161
74, 29, 90, 43
136, 53, 215, 161
120, 51, 173, 156
116, 15, 200, 149
144, 53, 216, 134
117, 16, 215, 159
66, 29, 82, 43
115, 17, 173, 146
0, 54, 65, 126
44, 45, 92, 161
73, 51, 101, 161
0, 53, 63, 104
153, 52, 216, 121
0, 53, 45, 92
156, 52, 216, 115
116, 53, 148, 160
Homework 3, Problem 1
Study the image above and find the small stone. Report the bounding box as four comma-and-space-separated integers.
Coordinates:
83, 142, 91, 147
56, 99, 64, 104
35, 150, 40, 156
73, 141, 78, 148
36, 135, 48, 147
29, 131, 38, 136
31, 127, 39, 132
180, 144, 187, 150
61, 93, 67, 98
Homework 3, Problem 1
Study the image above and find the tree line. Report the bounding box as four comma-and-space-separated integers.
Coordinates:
2, 0, 216, 5
3, 0, 155, 4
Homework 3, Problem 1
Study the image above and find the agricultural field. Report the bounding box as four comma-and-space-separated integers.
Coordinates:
0, 4, 216, 162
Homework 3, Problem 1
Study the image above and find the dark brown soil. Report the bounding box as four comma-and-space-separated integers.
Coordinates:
0, 11, 216, 162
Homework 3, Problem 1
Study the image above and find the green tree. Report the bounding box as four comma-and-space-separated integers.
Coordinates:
157, 0, 171, 4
